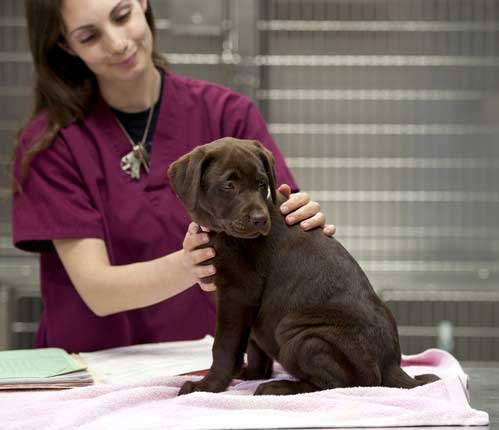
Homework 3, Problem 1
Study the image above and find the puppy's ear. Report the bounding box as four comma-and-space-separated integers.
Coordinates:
250, 140, 277, 204
168, 147, 212, 212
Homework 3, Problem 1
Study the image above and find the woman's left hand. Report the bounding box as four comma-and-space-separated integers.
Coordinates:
277, 184, 336, 237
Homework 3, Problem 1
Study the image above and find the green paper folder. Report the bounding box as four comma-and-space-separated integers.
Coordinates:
0, 348, 86, 379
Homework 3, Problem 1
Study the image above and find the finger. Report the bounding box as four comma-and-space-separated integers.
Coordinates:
284, 201, 320, 225
199, 225, 211, 232
199, 283, 217, 292
280, 192, 311, 215
323, 224, 336, 236
195, 264, 216, 279
299, 211, 326, 231
187, 222, 200, 235
184, 232, 210, 251
277, 183, 291, 198
190, 247, 216, 265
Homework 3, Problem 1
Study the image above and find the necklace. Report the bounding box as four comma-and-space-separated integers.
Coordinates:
116, 106, 153, 180
115, 72, 160, 180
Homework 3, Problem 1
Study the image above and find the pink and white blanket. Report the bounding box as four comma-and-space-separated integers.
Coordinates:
0, 349, 489, 429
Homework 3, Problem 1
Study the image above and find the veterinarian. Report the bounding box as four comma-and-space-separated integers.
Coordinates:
11, 0, 336, 353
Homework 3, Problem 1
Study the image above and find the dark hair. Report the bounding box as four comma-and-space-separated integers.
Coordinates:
11, 0, 167, 190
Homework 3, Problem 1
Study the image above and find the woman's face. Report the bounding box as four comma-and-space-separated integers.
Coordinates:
61, 0, 154, 84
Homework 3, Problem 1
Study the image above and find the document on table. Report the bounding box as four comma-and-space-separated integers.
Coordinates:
0, 348, 85, 379
0, 348, 94, 389
79, 336, 214, 384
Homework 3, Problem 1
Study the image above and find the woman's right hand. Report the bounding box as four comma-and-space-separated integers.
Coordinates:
182, 222, 217, 291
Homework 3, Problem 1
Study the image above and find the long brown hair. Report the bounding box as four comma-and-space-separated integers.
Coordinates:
11, 0, 167, 191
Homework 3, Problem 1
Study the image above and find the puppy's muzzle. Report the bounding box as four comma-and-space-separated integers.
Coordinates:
229, 208, 271, 238
249, 209, 268, 231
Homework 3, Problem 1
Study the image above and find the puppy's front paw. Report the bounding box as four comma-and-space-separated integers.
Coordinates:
178, 380, 200, 396
178, 378, 228, 395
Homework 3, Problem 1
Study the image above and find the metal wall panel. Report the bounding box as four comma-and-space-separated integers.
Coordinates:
258, 0, 499, 362
0, 285, 10, 350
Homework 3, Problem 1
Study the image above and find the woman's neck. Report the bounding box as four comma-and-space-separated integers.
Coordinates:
98, 65, 161, 113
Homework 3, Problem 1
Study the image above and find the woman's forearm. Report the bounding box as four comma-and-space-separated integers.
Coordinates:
93, 250, 197, 316
53, 238, 198, 317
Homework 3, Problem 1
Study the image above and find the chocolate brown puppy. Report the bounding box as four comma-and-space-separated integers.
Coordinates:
168, 137, 438, 396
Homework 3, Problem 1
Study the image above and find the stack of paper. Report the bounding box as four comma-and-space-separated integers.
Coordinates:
79, 335, 214, 384
0, 348, 94, 390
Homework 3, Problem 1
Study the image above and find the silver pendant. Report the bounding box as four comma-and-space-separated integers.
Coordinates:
121, 144, 150, 180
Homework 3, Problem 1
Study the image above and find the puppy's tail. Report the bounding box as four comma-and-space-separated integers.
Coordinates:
383, 366, 440, 388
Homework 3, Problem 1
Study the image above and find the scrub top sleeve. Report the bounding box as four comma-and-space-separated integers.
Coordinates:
227, 97, 299, 192
12, 136, 104, 253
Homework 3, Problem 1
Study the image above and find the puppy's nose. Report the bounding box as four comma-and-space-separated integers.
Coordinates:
249, 210, 268, 229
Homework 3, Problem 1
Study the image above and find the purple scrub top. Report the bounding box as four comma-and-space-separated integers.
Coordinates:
12, 71, 298, 353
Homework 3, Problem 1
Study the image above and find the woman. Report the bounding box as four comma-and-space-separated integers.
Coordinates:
12, 0, 336, 353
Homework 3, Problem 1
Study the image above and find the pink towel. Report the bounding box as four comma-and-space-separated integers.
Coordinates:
0, 349, 489, 429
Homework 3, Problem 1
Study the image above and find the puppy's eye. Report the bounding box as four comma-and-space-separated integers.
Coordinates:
258, 181, 267, 189
221, 181, 234, 192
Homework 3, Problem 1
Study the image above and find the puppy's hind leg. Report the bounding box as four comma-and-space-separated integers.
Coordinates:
274, 312, 382, 391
